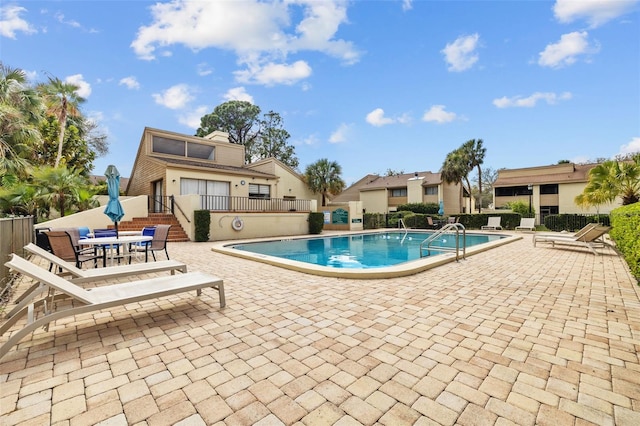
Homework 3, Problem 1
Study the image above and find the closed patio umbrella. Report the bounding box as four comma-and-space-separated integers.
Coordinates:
104, 165, 124, 237
438, 200, 444, 216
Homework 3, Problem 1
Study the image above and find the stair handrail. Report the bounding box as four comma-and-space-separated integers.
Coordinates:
398, 218, 408, 243
171, 196, 191, 223
420, 223, 466, 260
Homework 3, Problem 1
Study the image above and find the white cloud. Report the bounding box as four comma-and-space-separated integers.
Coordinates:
366, 108, 395, 127
54, 12, 80, 28
422, 105, 457, 123
65, 74, 91, 98
619, 137, 640, 156
119, 76, 140, 90
553, 0, 639, 28
130, 0, 359, 86
0, 5, 36, 38
402, 0, 413, 11
538, 31, 598, 68
223, 87, 254, 103
441, 33, 480, 72
152, 84, 194, 109
234, 60, 312, 86
329, 123, 351, 143
179, 105, 209, 129
197, 63, 213, 76
493, 91, 572, 108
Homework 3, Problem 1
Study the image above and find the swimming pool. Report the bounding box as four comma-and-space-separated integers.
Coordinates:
212, 230, 522, 279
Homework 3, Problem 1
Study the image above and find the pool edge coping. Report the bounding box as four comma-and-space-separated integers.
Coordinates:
210, 229, 523, 279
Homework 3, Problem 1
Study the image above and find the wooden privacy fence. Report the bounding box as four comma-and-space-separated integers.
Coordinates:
0, 216, 33, 288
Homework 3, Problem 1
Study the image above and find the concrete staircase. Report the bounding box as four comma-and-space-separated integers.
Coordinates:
114, 213, 190, 242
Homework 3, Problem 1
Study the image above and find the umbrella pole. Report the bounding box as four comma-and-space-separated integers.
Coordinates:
115, 222, 119, 238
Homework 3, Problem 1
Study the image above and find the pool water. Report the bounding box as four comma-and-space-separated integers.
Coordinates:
231, 231, 505, 269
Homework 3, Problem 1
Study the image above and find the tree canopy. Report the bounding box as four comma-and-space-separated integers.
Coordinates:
0, 63, 108, 219
575, 155, 640, 209
196, 100, 299, 169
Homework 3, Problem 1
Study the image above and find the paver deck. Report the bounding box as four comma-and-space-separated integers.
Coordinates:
1, 233, 639, 425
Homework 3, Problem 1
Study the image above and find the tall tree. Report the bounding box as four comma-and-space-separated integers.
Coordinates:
38, 77, 85, 168
0, 63, 44, 179
196, 100, 261, 164
440, 150, 468, 213
461, 139, 486, 212
255, 111, 299, 169
304, 159, 346, 206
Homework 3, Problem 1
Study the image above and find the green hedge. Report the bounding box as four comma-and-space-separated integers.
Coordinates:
363, 212, 522, 230
309, 212, 324, 234
609, 203, 640, 282
194, 210, 211, 242
395, 203, 440, 214
543, 214, 610, 232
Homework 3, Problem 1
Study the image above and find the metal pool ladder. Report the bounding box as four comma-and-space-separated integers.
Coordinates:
420, 223, 466, 260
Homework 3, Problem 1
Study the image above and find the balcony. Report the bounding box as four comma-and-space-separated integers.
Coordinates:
199, 195, 312, 212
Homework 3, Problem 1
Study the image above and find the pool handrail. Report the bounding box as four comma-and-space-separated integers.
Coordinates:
420, 223, 466, 261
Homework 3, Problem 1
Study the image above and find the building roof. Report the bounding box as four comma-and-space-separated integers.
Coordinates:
494, 163, 597, 187
90, 175, 129, 191
331, 171, 443, 203
359, 171, 442, 191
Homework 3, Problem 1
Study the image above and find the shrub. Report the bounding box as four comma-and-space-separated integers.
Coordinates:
194, 210, 211, 242
309, 212, 324, 234
609, 203, 640, 282
363, 213, 385, 229
505, 200, 535, 218
395, 203, 439, 214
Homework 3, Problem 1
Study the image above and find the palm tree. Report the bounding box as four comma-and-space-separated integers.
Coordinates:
0, 63, 44, 178
38, 77, 85, 168
576, 155, 640, 208
461, 139, 486, 212
304, 158, 346, 206
440, 150, 468, 213
31, 165, 88, 217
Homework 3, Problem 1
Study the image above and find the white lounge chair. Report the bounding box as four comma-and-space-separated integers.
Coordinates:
515, 218, 536, 232
533, 225, 611, 255
0, 254, 225, 360
481, 216, 503, 230
24, 243, 187, 283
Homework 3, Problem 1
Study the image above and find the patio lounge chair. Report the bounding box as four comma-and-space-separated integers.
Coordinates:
481, 216, 502, 230
24, 242, 187, 283
515, 218, 536, 232
533, 225, 611, 255
0, 253, 225, 360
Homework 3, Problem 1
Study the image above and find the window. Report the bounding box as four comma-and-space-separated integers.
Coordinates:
187, 142, 214, 160
495, 186, 531, 197
540, 184, 558, 195
249, 183, 270, 198
424, 186, 438, 195
152, 136, 215, 160
391, 188, 407, 197
153, 136, 185, 156
181, 178, 229, 210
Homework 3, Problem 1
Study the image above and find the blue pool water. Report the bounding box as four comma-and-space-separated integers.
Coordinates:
231, 231, 505, 269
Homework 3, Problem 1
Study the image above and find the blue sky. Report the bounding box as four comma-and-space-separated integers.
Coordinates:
1, 0, 639, 185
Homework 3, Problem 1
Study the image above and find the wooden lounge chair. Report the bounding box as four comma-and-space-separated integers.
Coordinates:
515, 218, 536, 232
481, 216, 502, 230
533, 225, 611, 255
0, 254, 225, 360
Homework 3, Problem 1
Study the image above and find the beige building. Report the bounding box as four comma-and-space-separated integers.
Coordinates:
493, 162, 620, 223
332, 171, 469, 215
123, 127, 330, 240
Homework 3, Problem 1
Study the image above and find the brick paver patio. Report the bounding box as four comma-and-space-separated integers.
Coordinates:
1, 233, 639, 425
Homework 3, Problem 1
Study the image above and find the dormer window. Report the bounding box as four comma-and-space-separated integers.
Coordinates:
152, 136, 215, 160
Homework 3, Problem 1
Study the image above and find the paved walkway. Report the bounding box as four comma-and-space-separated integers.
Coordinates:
1, 234, 639, 425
